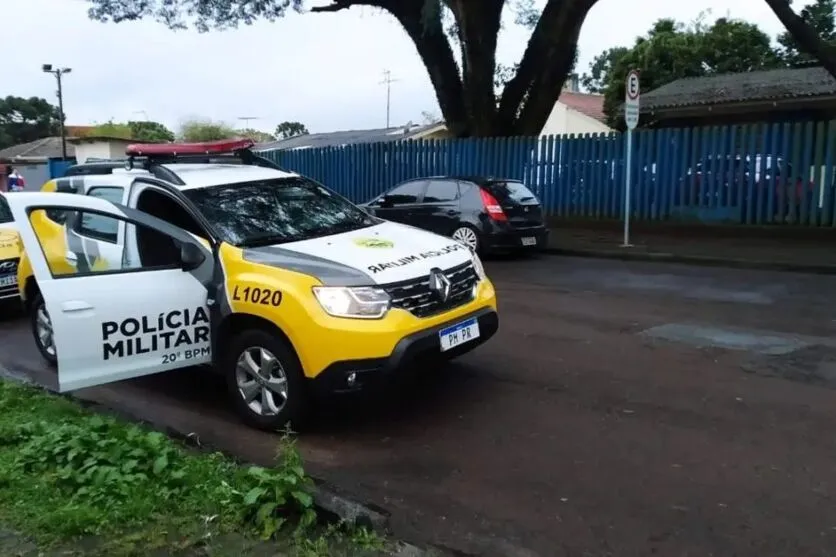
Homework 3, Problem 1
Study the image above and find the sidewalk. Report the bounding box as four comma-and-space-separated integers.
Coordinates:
547, 226, 836, 274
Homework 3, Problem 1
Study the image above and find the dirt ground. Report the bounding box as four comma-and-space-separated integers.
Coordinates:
3, 255, 836, 557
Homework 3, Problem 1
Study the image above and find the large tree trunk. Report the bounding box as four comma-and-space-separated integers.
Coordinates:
764, 0, 836, 78
445, 0, 505, 136
314, 0, 600, 137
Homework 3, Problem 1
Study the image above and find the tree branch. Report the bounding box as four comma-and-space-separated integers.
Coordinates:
310, 0, 387, 13
387, 1, 470, 135
764, 0, 836, 78
514, 44, 578, 134
497, 0, 599, 132
309, 0, 468, 134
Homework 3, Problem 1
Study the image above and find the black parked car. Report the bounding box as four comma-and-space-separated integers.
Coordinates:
360, 176, 549, 254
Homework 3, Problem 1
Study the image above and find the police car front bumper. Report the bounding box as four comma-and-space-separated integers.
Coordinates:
309, 307, 499, 394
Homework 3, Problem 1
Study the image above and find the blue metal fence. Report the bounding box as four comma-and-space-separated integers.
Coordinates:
47, 158, 76, 179
259, 120, 836, 226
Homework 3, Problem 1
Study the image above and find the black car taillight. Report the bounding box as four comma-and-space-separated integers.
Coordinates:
479, 188, 507, 222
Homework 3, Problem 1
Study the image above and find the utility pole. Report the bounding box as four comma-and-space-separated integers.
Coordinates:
42, 64, 72, 160
379, 70, 399, 128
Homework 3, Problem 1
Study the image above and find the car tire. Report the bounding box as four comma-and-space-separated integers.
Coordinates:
30, 293, 57, 367
452, 225, 481, 254
224, 328, 308, 432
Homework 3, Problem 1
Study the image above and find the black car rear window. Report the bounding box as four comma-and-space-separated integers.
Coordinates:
483, 181, 538, 204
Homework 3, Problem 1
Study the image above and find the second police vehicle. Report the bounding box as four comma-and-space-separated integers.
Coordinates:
10, 139, 499, 430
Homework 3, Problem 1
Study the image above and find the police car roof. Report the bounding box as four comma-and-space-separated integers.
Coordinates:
160, 163, 299, 190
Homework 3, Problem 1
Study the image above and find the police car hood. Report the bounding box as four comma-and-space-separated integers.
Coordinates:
242, 220, 473, 285
0, 222, 21, 262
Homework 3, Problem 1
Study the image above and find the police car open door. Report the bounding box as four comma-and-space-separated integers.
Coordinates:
5, 192, 214, 391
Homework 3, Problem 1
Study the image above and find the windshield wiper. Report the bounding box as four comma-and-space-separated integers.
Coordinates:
239, 234, 299, 248
327, 220, 373, 234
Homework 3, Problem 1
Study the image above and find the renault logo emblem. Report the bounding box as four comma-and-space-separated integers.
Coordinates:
428, 268, 451, 302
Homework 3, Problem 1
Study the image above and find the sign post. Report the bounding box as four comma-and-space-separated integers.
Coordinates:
623, 70, 640, 247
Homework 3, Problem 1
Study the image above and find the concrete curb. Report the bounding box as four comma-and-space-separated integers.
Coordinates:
545, 247, 836, 275
0, 365, 396, 539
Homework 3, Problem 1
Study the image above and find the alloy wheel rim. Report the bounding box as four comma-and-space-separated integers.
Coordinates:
36, 304, 55, 357
453, 227, 478, 250
235, 346, 289, 416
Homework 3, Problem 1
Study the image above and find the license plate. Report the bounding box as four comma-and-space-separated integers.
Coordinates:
0, 275, 16, 287
521, 236, 537, 246
439, 318, 481, 352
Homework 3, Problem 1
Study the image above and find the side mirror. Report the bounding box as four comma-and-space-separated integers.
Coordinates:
179, 242, 205, 271
378, 195, 394, 208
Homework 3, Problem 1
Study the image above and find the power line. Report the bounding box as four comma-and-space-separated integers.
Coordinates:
379, 69, 400, 128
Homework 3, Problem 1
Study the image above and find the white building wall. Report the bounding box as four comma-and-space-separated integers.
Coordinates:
539, 101, 612, 137
73, 140, 134, 163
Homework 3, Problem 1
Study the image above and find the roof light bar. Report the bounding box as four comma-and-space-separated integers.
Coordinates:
125, 138, 255, 157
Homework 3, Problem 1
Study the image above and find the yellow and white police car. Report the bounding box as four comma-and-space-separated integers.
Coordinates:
9, 139, 499, 430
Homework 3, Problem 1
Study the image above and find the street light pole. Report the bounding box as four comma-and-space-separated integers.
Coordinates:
42, 64, 72, 160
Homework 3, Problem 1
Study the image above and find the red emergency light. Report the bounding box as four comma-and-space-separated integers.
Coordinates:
125, 138, 255, 157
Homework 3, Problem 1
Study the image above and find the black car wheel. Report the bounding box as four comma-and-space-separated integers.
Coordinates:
224, 329, 309, 431
452, 225, 481, 253
31, 293, 57, 367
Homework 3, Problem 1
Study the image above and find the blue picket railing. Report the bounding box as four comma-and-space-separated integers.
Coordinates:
259, 120, 836, 226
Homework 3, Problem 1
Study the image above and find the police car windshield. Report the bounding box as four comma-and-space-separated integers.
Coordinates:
183, 177, 379, 247
0, 197, 12, 224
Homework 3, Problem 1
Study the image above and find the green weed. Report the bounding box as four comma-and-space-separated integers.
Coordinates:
0, 381, 388, 555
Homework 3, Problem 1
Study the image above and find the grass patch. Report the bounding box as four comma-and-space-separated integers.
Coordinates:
0, 380, 389, 556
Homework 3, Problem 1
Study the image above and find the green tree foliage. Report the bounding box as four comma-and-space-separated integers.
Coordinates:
274, 121, 309, 140
88, 120, 175, 142
129, 120, 176, 142
0, 96, 61, 149
238, 128, 276, 143
581, 47, 629, 94
84, 0, 601, 137
179, 119, 238, 142
89, 120, 133, 139
776, 0, 836, 66
586, 16, 783, 128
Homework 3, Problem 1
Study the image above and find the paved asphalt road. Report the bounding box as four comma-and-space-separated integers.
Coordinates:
3, 255, 836, 557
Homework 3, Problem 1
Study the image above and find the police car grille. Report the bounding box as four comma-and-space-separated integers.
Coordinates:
0, 258, 19, 298
382, 261, 478, 318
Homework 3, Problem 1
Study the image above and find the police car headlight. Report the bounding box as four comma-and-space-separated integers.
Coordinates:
471, 251, 487, 281
312, 286, 390, 319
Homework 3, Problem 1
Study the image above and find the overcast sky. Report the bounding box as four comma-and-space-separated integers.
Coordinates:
2, 0, 811, 136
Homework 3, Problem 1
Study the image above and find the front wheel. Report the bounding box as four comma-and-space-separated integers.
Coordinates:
30, 293, 57, 367
224, 329, 308, 431
452, 225, 481, 254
